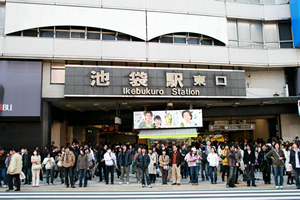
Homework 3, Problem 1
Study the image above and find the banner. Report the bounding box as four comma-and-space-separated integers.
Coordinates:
134, 109, 202, 129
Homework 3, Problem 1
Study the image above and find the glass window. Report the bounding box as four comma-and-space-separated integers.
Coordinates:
161, 36, 173, 43
23, 29, 38, 37
174, 37, 186, 44
237, 21, 251, 41
102, 33, 115, 40
263, 23, 278, 42
40, 30, 53, 38
278, 22, 292, 41
0, 6, 5, 27
280, 42, 293, 48
117, 34, 130, 41
56, 31, 70, 38
71, 32, 85, 39
252, 43, 264, 49
251, 21, 263, 42
214, 40, 225, 46
87, 32, 100, 40
132, 37, 143, 42
149, 38, 159, 43
188, 38, 199, 45
227, 20, 237, 41
201, 39, 212, 45
7, 31, 21, 36
51, 69, 65, 84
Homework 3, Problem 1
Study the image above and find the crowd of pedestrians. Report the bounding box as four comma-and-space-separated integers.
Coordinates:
1, 136, 300, 191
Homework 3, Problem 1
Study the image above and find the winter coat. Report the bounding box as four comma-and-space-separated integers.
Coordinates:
222, 149, 228, 166
117, 150, 132, 167
136, 153, 150, 169
7, 153, 22, 175
61, 152, 75, 168
42, 157, 55, 170
148, 153, 157, 174
266, 149, 286, 167
76, 154, 89, 170
289, 149, 300, 170
207, 153, 219, 167
159, 155, 169, 167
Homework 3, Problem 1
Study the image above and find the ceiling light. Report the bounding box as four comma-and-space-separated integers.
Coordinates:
93, 103, 99, 106
206, 103, 212, 108
232, 102, 240, 108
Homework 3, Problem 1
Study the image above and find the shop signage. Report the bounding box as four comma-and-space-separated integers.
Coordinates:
298, 100, 300, 116
209, 124, 255, 131
65, 66, 246, 98
134, 109, 202, 129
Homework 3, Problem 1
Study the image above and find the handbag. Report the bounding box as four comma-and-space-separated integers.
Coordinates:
85, 170, 92, 180
220, 154, 225, 160
163, 165, 170, 170
33, 164, 42, 170
19, 172, 26, 180
57, 160, 62, 167
243, 171, 252, 181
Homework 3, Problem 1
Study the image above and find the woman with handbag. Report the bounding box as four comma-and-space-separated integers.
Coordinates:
148, 148, 157, 183
207, 147, 219, 184
31, 149, 41, 187
266, 143, 286, 189
42, 153, 55, 185
159, 149, 169, 185
188, 147, 201, 186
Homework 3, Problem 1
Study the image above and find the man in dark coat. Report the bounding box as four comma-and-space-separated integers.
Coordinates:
136, 147, 151, 188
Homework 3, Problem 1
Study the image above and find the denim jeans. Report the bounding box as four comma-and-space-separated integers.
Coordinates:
45, 169, 54, 184
206, 162, 211, 177
79, 169, 87, 187
190, 165, 199, 184
139, 168, 151, 186
23, 167, 31, 184
227, 166, 236, 187
64, 166, 74, 186
294, 168, 300, 189
0, 168, 7, 186
210, 166, 217, 183
200, 163, 208, 179
273, 166, 284, 186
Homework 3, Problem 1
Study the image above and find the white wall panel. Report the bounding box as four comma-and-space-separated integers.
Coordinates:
53, 39, 101, 59
189, 45, 229, 65
147, 43, 190, 62
103, 0, 145, 10
102, 41, 147, 61
229, 48, 268, 66
267, 49, 298, 66
264, 4, 291, 20
226, 2, 264, 20
147, 12, 228, 44
2, 37, 54, 57
187, 0, 226, 17
5, 2, 147, 40
146, 0, 187, 13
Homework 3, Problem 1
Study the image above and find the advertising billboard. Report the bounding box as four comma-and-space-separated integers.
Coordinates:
134, 109, 202, 129
0, 60, 42, 118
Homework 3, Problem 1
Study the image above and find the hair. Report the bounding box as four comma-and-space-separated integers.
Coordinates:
182, 110, 192, 119
144, 111, 153, 117
274, 142, 280, 149
211, 147, 218, 155
149, 147, 153, 151
0, 147, 3, 151
229, 144, 235, 149
154, 115, 161, 121
294, 142, 299, 148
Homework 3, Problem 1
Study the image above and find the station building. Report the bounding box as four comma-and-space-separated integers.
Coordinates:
0, 0, 300, 149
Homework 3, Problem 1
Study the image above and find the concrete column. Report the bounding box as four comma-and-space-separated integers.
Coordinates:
42, 102, 52, 148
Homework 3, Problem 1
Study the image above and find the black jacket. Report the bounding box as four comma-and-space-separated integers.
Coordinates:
289, 149, 300, 170
258, 150, 272, 166
22, 153, 32, 168
243, 150, 255, 165
169, 151, 183, 167
97, 150, 106, 165
136, 153, 150, 169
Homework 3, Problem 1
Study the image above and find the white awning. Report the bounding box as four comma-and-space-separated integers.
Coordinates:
138, 128, 198, 139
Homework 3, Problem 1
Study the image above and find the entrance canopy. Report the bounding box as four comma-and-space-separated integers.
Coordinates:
139, 128, 198, 139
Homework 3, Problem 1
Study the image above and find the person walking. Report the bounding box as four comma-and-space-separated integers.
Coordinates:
42, 153, 55, 185
188, 147, 201, 186
104, 146, 116, 185
0, 147, 7, 188
289, 142, 300, 189
118, 145, 132, 185
6, 148, 22, 192
244, 144, 256, 187
76, 149, 89, 187
159, 149, 169, 185
266, 143, 286, 189
31, 149, 41, 187
61, 147, 76, 188
258, 144, 272, 184
136, 147, 151, 188
148, 148, 157, 184
207, 147, 219, 184
170, 145, 183, 186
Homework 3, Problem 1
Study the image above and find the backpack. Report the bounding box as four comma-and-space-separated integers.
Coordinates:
201, 152, 207, 163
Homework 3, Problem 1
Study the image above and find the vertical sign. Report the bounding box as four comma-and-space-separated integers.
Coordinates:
298, 100, 300, 116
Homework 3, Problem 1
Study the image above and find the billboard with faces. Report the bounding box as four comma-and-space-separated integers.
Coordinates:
133, 109, 203, 129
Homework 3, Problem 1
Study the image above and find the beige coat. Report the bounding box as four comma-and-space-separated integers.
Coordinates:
61, 152, 75, 168
159, 155, 169, 167
148, 153, 157, 174
7, 153, 22, 175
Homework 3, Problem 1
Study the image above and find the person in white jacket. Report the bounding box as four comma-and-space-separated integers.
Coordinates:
42, 153, 55, 185
207, 147, 219, 184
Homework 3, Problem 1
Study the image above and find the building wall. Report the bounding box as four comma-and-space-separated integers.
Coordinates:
281, 113, 300, 142
246, 70, 286, 98
51, 120, 61, 148
253, 119, 270, 142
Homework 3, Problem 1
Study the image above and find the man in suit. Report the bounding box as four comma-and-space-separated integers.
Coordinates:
244, 144, 257, 187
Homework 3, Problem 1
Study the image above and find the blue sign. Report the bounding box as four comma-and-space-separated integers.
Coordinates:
290, 0, 300, 47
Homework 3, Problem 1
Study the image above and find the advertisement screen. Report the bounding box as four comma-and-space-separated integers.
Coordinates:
134, 109, 202, 129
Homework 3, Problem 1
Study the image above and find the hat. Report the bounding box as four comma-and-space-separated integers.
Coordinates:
267, 143, 272, 147
191, 147, 197, 152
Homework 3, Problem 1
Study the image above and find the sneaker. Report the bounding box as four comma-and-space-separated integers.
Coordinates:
50, 183, 53, 185
137, 181, 140, 184
127, 182, 130, 185
147, 185, 152, 188
119, 182, 123, 185
142, 184, 145, 188
280, 186, 283, 189
3, 185, 7, 188
276, 186, 279, 189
